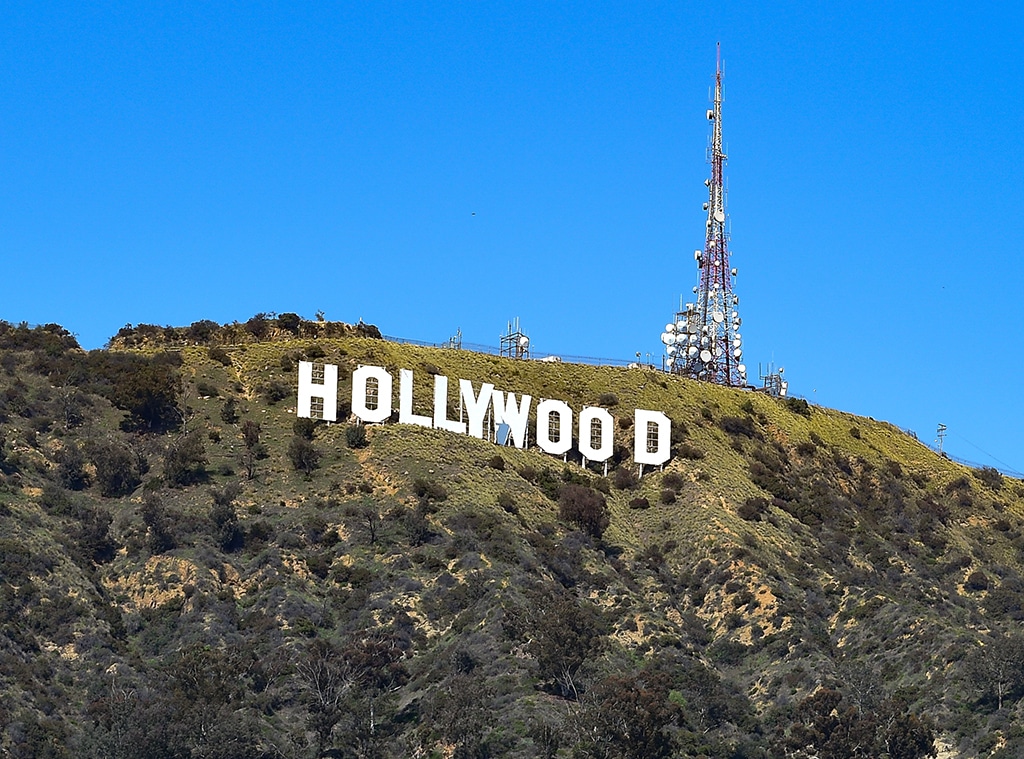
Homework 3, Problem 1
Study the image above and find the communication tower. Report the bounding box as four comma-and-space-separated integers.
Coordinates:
443, 328, 463, 350
500, 318, 530, 360
661, 44, 746, 387
758, 363, 788, 397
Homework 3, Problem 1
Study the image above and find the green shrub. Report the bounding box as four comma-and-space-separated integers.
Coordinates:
719, 415, 756, 438
207, 346, 232, 366
260, 380, 289, 404
345, 424, 368, 448
413, 478, 447, 503
288, 436, 321, 475
164, 430, 207, 487
613, 467, 638, 491
497, 491, 518, 514
558, 483, 609, 538
977, 466, 1004, 491
488, 454, 505, 471
738, 497, 768, 521
677, 443, 705, 460
219, 397, 239, 424
629, 497, 650, 510
196, 381, 218, 398
785, 397, 811, 416
293, 417, 317, 440
88, 439, 141, 497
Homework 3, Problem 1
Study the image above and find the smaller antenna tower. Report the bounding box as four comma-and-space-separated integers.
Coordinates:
443, 328, 462, 350
758, 363, 788, 397
935, 424, 947, 454
500, 318, 530, 360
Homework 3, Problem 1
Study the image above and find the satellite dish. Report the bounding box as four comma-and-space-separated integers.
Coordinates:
519, 336, 529, 346
738, 364, 746, 374
665, 323, 676, 333
731, 268, 738, 276
667, 345, 676, 355
688, 346, 698, 356
700, 349, 713, 363
733, 338, 741, 347
779, 367, 785, 374
713, 311, 724, 323
715, 347, 723, 357
675, 321, 686, 331
688, 324, 698, 335
660, 332, 671, 344
714, 210, 725, 223
694, 250, 701, 260
734, 348, 742, 358
692, 286, 698, 293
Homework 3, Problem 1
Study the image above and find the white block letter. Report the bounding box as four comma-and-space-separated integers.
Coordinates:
536, 399, 573, 456
351, 364, 393, 423
460, 379, 495, 439
491, 390, 532, 448
578, 406, 614, 462
634, 409, 671, 466
297, 361, 338, 421
433, 374, 466, 434
399, 369, 432, 428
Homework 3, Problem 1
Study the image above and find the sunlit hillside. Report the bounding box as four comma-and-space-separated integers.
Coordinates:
1, 317, 1022, 758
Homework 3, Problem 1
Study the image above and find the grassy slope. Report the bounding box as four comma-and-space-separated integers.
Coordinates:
2, 333, 1023, 756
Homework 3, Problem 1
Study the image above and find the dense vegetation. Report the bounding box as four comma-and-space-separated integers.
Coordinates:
1, 316, 1023, 757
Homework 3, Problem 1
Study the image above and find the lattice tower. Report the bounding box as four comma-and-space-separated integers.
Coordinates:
661, 44, 746, 387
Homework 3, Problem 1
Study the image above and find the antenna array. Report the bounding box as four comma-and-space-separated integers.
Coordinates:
661, 44, 746, 387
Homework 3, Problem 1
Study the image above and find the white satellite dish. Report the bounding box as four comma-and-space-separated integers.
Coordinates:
715, 347, 723, 357
700, 349, 713, 363
692, 286, 698, 293
665, 323, 676, 333
666, 357, 675, 367
660, 332, 671, 344
676, 321, 686, 331
519, 336, 529, 346
731, 268, 737, 276
733, 338, 741, 347
694, 250, 701, 260
688, 346, 698, 356
738, 364, 746, 373
667, 345, 676, 355
734, 348, 742, 358
714, 210, 725, 223
713, 311, 724, 323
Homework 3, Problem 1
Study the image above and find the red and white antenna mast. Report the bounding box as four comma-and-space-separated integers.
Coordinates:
660, 43, 746, 386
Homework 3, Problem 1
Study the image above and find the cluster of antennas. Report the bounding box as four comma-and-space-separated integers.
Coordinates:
659, 297, 745, 379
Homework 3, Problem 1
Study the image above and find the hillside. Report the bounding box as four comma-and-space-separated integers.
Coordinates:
1, 317, 1023, 758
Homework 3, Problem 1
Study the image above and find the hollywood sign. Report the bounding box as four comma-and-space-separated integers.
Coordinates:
296, 362, 672, 467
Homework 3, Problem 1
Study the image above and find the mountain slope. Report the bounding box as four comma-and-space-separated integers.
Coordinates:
1, 318, 1022, 758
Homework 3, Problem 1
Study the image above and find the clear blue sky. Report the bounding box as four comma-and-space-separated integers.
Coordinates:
2, 2, 1023, 473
